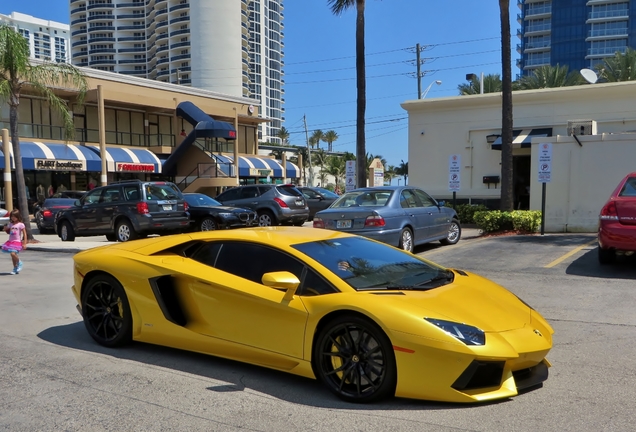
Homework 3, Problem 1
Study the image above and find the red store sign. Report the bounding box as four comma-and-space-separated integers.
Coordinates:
116, 162, 155, 173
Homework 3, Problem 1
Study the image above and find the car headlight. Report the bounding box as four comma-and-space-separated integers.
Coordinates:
425, 318, 485, 346
217, 212, 233, 218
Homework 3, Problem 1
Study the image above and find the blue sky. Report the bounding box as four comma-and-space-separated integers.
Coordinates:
1, 1, 518, 169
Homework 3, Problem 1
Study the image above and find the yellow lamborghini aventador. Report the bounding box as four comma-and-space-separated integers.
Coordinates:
72, 227, 553, 403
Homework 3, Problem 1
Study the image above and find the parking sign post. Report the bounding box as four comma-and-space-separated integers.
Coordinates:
448, 154, 461, 209
537, 143, 552, 236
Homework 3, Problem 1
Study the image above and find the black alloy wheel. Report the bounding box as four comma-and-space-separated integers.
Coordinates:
81, 274, 132, 347
199, 217, 218, 231
313, 315, 397, 403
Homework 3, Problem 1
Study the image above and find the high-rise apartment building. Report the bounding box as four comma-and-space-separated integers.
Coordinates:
0, 12, 70, 63
517, 0, 636, 76
69, 0, 284, 143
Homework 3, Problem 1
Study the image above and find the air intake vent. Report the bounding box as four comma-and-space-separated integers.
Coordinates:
567, 120, 596, 136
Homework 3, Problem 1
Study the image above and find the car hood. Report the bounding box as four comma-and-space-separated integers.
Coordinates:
360, 270, 531, 332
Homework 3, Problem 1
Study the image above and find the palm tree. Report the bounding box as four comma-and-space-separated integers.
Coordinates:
395, 159, 408, 185
499, 0, 514, 211
276, 126, 290, 145
384, 165, 397, 185
323, 130, 338, 152
328, 0, 366, 188
324, 155, 346, 190
517, 64, 585, 89
310, 129, 324, 150
595, 48, 636, 82
458, 73, 503, 95
0, 25, 88, 240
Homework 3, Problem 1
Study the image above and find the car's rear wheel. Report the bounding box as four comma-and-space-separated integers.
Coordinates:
398, 228, 413, 252
440, 219, 461, 245
313, 315, 397, 403
199, 217, 217, 231
59, 221, 75, 242
81, 274, 132, 348
258, 210, 277, 226
116, 219, 138, 242
598, 246, 616, 264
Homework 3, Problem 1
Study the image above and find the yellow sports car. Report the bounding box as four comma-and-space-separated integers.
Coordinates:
72, 227, 553, 403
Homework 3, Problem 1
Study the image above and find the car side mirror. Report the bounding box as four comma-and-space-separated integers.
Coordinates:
438, 200, 445, 207
262, 271, 300, 301
74, 199, 81, 207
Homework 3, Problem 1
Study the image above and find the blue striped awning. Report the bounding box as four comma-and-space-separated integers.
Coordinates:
88, 145, 162, 173
1, 141, 102, 171
213, 155, 299, 178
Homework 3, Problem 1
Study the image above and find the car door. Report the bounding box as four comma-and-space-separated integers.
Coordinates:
301, 188, 323, 218
96, 186, 122, 232
400, 189, 434, 241
413, 188, 448, 238
73, 188, 103, 234
186, 241, 309, 358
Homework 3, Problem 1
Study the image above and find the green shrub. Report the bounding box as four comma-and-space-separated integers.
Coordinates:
448, 204, 489, 224
473, 210, 541, 233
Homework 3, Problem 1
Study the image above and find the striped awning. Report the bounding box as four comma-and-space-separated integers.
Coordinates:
88, 145, 162, 173
213, 155, 300, 178
491, 128, 553, 150
0, 141, 102, 171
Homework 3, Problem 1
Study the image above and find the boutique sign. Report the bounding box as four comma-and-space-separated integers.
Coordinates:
116, 162, 155, 173
35, 159, 86, 171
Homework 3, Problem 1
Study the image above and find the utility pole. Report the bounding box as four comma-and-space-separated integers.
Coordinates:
416, 43, 421, 100
303, 114, 314, 187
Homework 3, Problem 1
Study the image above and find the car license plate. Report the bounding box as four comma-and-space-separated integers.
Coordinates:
336, 220, 352, 229
295, 200, 304, 206
162, 205, 173, 211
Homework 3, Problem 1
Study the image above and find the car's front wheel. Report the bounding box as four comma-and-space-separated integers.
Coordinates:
440, 218, 461, 245
398, 227, 413, 252
258, 210, 277, 226
59, 221, 75, 242
313, 315, 397, 403
81, 274, 132, 348
199, 217, 217, 231
116, 219, 138, 242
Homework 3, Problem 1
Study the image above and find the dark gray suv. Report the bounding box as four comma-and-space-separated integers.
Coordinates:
215, 184, 309, 226
55, 180, 191, 242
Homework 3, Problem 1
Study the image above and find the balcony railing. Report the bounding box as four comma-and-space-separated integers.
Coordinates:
588, 10, 629, 20
588, 28, 628, 38
587, 46, 627, 56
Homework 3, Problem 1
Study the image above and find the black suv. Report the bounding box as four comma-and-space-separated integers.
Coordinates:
55, 180, 191, 242
215, 184, 309, 226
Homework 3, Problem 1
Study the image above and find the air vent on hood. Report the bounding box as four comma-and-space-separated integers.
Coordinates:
453, 269, 468, 276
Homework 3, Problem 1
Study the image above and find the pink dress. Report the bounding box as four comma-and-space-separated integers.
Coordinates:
2, 222, 25, 252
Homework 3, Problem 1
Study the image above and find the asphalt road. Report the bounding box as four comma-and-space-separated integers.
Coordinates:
1, 233, 635, 432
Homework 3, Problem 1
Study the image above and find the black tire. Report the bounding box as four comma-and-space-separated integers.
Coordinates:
81, 274, 132, 348
598, 246, 615, 265
258, 210, 277, 227
313, 315, 397, 403
440, 219, 461, 245
199, 217, 218, 231
105, 233, 116, 242
59, 221, 75, 242
398, 227, 414, 252
116, 219, 138, 242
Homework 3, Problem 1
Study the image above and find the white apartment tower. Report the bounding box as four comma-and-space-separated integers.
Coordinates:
69, 0, 284, 143
0, 12, 70, 63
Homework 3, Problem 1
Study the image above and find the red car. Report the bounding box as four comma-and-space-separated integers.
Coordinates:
598, 172, 636, 264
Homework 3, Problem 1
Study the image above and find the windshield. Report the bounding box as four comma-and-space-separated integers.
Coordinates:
331, 190, 392, 208
185, 194, 222, 207
314, 188, 339, 199
292, 237, 450, 290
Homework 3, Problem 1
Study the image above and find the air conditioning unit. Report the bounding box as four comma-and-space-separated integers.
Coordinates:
567, 120, 597, 136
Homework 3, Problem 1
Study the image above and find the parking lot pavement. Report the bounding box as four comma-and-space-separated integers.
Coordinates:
25, 222, 485, 253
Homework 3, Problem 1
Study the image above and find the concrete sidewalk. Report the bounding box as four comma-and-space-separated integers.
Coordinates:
25, 222, 484, 253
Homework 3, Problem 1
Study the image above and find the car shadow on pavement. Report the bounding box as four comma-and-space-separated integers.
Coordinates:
566, 248, 636, 279
37, 322, 518, 410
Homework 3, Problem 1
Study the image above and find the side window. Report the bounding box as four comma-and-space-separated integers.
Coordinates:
102, 187, 121, 203
83, 189, 102, 205
190, 242, 223, 267
123, 186, 140, 201
400, 190, 418, 208
303, 189, 318, 199
215, 242, 304, 284
240, 186, 260, 199
412, 189, 435, 207
299, 268, 338, 296
217, 188, 240, 201
619, 177, 636, 197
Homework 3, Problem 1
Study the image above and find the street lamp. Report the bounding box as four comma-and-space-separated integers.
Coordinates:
420, 80, 442, 99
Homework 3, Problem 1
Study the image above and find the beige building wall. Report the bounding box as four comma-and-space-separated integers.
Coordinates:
401, 80, 636, 232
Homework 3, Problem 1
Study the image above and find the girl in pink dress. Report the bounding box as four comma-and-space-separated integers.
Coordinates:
2, 209, 27, 275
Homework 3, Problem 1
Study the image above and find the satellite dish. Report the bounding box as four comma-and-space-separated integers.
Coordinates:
580, 68, 598, 84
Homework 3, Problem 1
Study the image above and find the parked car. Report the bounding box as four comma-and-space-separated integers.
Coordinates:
183, 193, 257, 231
55, 180, 191, 242
598, 172, 636, 264
0, 208, 8, 226
52, 190, 86, 199
313, 186, 460, 252
215, 184, 309, 226
297, 187, 339, 220
35, 198, 77, 234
